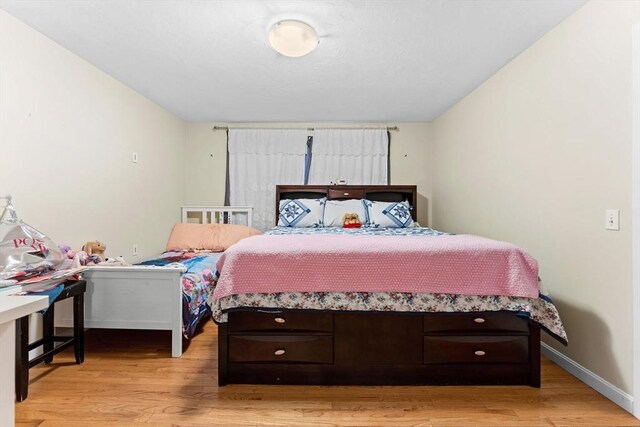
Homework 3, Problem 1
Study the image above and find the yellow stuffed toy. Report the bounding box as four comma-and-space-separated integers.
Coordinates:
82, 241, 106, 260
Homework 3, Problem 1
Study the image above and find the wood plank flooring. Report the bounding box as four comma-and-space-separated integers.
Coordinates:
15, 321, 640, 426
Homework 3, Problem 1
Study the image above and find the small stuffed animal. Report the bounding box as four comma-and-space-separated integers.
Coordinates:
58, 244, 76, 259
342, 213, 362, 228
82, 241, 106, 260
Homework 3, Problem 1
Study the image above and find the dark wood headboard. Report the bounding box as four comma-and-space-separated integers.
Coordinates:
276, 185, 417, 221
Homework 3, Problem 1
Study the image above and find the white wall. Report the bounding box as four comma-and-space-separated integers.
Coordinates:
432, 0, 640, 394
632, 20, 640, 419
184, 122, 433, 226
0, 10, 186, 260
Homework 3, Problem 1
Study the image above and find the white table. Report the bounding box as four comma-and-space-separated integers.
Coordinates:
0, 295, 48, 427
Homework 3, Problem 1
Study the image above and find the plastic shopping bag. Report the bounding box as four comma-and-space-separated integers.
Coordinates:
0, 195, 63, 280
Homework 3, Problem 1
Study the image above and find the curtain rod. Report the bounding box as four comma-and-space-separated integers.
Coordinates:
212, 126, 399, 132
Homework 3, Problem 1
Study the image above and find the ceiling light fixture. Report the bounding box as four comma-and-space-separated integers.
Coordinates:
268, 20, 318, 58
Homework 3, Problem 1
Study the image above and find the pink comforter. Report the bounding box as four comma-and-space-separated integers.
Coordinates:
213, 234, 539, 299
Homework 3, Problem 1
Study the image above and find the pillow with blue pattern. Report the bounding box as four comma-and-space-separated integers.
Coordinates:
278, 198, 326, 227
364, 200, 414, 228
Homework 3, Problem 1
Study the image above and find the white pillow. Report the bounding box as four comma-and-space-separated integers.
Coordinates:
364, 200, 414, 228
323, 199, 368, 227
278, 198, 326, 227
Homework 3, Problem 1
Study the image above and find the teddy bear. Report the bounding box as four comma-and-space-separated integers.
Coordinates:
342, 213, 362, 228
82, 241, 106, 260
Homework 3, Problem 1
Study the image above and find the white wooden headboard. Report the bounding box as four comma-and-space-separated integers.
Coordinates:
181, 206, 254, 227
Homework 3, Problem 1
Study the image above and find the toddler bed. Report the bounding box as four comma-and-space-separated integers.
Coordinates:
211, 185, 567, 386
57, 206, 254, 357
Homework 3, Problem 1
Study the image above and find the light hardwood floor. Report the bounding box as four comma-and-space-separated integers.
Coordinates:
15, 321, 640, 427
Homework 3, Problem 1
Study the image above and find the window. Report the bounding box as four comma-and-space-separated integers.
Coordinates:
226, 128, 390, 230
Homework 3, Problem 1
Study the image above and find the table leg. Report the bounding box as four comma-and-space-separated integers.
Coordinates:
14, 316, 29, 402
73, 293, 84, 364
43, 305, 55, 364
1, 321, 16, 426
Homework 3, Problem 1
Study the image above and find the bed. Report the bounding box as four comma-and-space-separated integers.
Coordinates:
212, 185, 566, 386
56, 206, 253, 357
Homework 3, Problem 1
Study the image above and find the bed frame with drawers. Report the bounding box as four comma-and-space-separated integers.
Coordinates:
217, 185, 541, 387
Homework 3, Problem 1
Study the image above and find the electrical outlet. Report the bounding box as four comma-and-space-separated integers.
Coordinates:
132, 152, 138, 163
605, 209, 620, 231
132, 244, 138, 256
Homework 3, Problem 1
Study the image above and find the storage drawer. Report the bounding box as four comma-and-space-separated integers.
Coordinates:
328, 188, 364, 200
424, 335, 528, 364
229, 335, 333, 364
228, 311, 333, 333
423, 312, 528, 334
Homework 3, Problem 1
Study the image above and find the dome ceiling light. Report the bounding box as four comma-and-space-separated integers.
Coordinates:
268, 20, 318, 58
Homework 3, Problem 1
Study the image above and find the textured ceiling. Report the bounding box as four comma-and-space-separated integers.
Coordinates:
0, 0, 586, 122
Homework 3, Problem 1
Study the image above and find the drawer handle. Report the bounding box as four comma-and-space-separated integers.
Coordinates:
473, 317, 486, 324
274, 349, 286, 356
474, 350, 486, 357
343, 192, 350, 196
274, 317, 286, 324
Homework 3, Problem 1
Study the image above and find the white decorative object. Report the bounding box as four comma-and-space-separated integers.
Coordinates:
308, 128, 389, 185
330, 177, 348, 185
228, 129, 307, 231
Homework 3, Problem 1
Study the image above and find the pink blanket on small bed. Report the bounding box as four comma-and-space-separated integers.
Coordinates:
213, 234, 539, 299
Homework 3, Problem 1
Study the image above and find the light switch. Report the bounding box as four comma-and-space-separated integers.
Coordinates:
605, 209, 620, 231
132, 152, 138, 163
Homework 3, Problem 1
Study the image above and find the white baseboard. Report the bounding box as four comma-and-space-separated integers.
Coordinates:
541, 343, 633, 414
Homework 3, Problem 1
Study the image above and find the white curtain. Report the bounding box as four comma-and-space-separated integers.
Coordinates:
229, 129, 307, 230
307, 128, 389, 185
